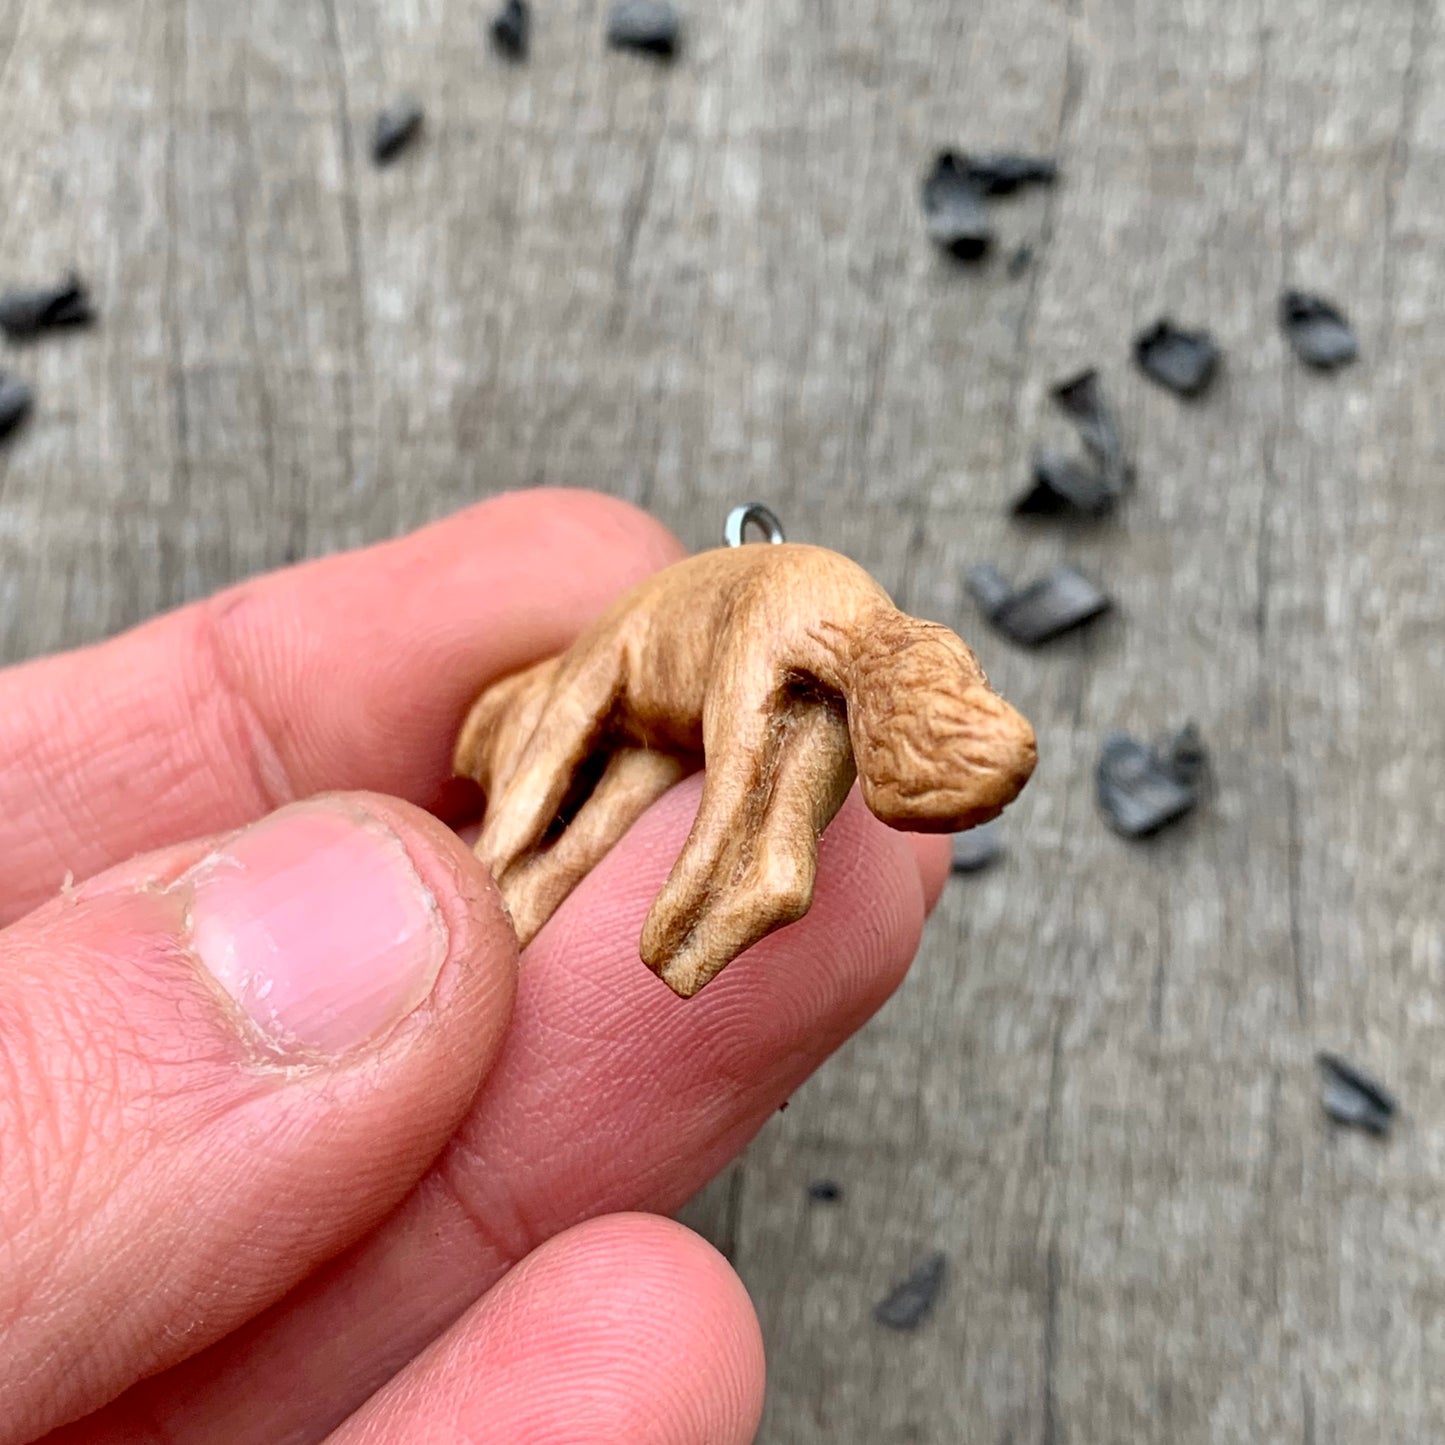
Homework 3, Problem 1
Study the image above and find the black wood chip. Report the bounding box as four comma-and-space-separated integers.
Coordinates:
1317, 1053, 1396, 1136
874, 1251, 947, 1331
0, 273, 94, 339
1007, 243, 1034, 277
372, 99, 424, 165
951, 819, 1002, 873
1133, 319, 1220, 397
490, 0, 529, 57
1011, 373, 1130, 517
1096, 727, 1205, 838
1160, 720, 1207, 788
921, 152, 993, 261
0, 373, 34, 440
1013, 447, 1117, 518
1052, 369, 1129, 491
807, 1180, 843, 1203
606, 0, 680, 56
1280, 291, 1358, 369
964, 562, 1014, 616
960, 152, 1057, 196
968, 563, 1110, 646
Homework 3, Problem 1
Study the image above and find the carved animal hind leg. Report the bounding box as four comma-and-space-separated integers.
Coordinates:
453, 656, 561, 797
641, 698, 856, 997
475, 646, 625, 881
498, 747, 688, 946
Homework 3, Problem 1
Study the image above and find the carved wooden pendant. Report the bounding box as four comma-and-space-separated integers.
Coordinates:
454, 530, 1037, 997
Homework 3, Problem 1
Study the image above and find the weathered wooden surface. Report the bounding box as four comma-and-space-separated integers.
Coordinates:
2, 0, 1442, 1438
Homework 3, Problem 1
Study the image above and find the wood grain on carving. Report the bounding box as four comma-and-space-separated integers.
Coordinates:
455, 543, 1037, 995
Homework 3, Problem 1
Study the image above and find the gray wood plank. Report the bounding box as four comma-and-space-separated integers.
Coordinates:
1, 0, 1441, 1440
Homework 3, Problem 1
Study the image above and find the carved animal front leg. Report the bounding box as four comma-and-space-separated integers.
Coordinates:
499, 747, 688, 947
475, 646, 624, 882
641, 699, 856, 997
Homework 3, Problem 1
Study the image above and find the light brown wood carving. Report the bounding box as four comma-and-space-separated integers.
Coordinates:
454, 543, 1037, 996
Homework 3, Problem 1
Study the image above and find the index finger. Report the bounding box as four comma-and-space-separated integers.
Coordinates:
0, 489, 684, 925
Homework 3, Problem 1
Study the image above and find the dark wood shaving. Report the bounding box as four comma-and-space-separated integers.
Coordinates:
372, 99, 424, 166
1133, 319, 1220, 397
1052, 369, 1130, 492
0, 273, 94, 339
959, 152, 1057, 196
968, 563, 1111, 646
874, 1251, 947, 1330
1013, 447, 1117, 518
490, 0, 529, 57
0, 373, 34, 440
921, 152, 993, 261
1280, 290, 1358, 368
951, 819, 1003, 873
606, 0, 680, 57
1317, 1053, 1396, 1135
1096, 726, 1206, 837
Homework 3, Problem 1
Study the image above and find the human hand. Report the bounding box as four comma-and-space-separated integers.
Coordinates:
0, 491, 950, 1443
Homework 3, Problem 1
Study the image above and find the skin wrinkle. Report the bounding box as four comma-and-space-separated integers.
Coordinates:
3, 948, 136, 1218
189, 598, 298, 814
0, 745, 123, 928
1, 989, 159, 1376
431, 1142, 551, 1289
0, 672, 254, 934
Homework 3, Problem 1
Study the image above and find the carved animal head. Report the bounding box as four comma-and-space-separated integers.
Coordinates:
847, 617, 1037, 831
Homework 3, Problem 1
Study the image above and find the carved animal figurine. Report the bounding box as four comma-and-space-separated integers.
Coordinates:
454, 543, 1037, 996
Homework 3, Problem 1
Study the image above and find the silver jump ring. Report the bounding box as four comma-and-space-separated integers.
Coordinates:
724, 503, 786, 547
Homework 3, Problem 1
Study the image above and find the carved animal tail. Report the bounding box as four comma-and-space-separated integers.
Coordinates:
841, 605, 1037, 832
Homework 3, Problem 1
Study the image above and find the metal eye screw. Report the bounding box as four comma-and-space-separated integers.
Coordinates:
724, 503, 786, 547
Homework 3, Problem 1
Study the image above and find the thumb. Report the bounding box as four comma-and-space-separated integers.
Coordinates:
0, 794, 516, 1444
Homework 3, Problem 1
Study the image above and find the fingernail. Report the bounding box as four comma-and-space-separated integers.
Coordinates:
182, 802, 448, 1056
